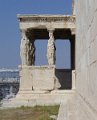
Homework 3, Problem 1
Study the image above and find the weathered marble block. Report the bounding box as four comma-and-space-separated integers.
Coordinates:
19, 65, 55, 91
32, 66, 55, 91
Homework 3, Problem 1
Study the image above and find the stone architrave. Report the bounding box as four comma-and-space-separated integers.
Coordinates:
20, 30, 35, 66
47, 29, 56, 65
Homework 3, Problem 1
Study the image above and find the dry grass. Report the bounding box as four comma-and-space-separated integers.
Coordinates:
0, 105, 59, 120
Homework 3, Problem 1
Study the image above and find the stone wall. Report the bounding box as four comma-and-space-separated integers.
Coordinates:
19, 66, 56, 91
76, 0, 97, 119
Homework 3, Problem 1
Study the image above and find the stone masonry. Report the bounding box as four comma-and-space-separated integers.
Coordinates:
75, 0, 97, 119
17, 14, 75, 96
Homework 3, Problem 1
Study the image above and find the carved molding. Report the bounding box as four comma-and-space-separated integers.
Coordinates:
18, 15, 76, 24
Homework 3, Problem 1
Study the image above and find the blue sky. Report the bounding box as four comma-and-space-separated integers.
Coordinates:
0, 0, 72, 68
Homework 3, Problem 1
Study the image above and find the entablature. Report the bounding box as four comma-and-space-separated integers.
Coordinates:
17, 14, 76, 33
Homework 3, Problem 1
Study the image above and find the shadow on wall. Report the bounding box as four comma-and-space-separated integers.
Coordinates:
55, 69, 72, 89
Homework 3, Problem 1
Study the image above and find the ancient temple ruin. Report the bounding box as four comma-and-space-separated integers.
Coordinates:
17, 15, 75, 95
1, 0, 76, 108
1, 0, 97, 119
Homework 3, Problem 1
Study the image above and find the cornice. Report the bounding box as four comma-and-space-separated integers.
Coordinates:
17, 14, 76, 24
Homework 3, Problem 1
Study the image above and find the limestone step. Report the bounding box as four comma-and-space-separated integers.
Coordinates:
0, 91, 75, 109
57, 98, 78, 120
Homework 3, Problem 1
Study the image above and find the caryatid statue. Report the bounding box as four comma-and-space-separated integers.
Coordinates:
47, 29, 56, 65
28, 40, 35, 65
20, 29, 35, 66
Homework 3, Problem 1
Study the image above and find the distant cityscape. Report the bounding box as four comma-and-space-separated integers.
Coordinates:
0, 69, 20, 99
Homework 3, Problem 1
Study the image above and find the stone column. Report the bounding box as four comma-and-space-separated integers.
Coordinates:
20, 29, 29, 65
28, 39, 35, 66
47, 29, 56, 65
20, 29, 35, 66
